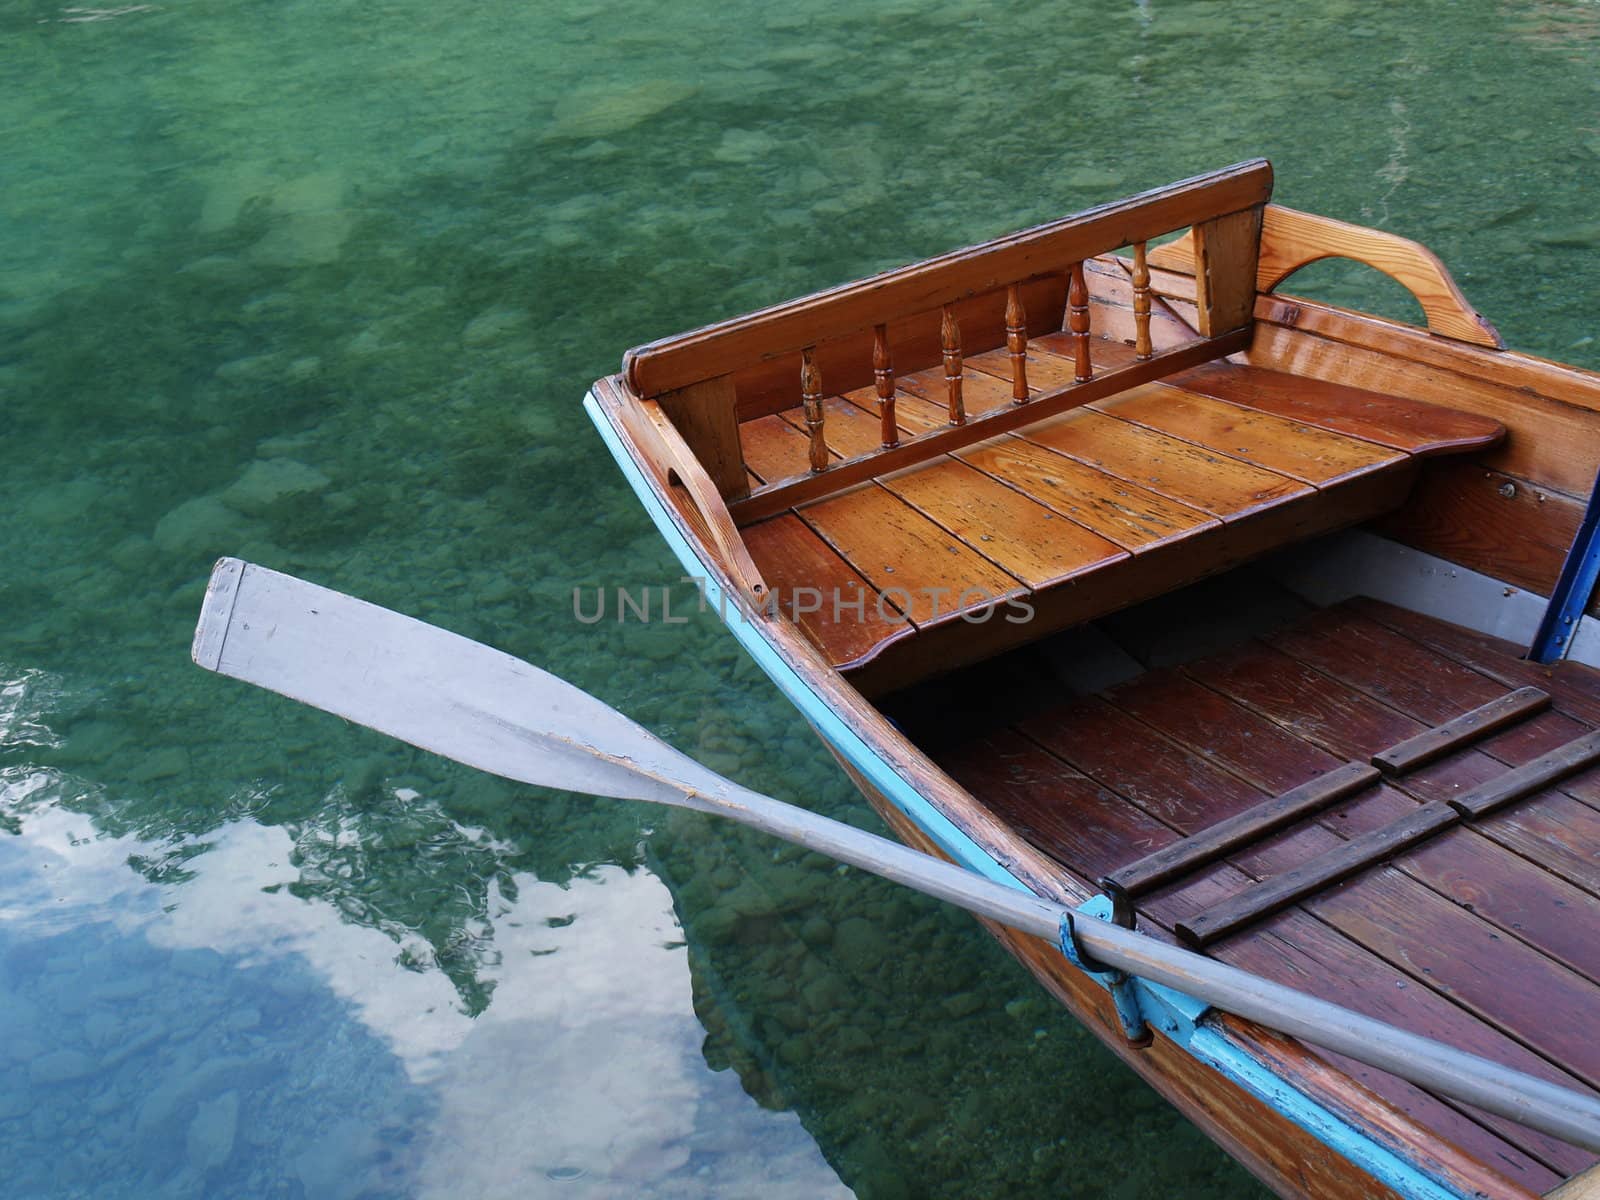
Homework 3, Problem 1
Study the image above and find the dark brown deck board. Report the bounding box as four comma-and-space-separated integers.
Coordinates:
939, 708, 1590, 1181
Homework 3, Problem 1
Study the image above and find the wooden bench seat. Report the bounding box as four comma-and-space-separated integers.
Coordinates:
740, 335, 1503, 692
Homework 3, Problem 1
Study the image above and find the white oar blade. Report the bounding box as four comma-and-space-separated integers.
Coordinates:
192, 558, 739, 812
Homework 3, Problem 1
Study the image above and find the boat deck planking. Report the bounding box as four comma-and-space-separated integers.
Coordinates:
893, 601, 1600, 1190
739, 338, 1502, 689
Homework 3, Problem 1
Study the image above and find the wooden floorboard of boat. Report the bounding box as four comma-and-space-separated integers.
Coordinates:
920, 602, 1600, 1181
939, 726, 1584, 1186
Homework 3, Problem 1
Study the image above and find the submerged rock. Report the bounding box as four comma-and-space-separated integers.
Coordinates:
221, 458, 331, 517
541, 80, 698, 141
186, 1090, 239, 1173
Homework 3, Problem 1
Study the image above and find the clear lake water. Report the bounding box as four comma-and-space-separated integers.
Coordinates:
3, 0, 1599, 1196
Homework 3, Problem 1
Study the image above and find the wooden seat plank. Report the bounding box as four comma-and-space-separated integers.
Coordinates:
742, 514, 915, 669
957, 438, 1219, 552
881, 460, 1129, 590
1019, 407, 1312, 519
797, 485, 1027, 627
771, 397, 1133, 590
1169, 361, 1505, 456
1089, 383, 1406, 486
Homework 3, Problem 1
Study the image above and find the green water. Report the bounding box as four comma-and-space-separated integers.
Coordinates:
3, 1, 1598, 1195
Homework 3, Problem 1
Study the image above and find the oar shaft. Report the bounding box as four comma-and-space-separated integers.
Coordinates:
721, 785, 1600, 1152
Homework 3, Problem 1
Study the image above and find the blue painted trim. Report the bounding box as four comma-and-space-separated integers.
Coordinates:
1188, 1027, 1465, 1200
585, 393, 1472, 1199
1531, 465, 1600, 662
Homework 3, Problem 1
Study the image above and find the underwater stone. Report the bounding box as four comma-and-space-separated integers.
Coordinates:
462, 307, 531, 347
30, 1049, 98, 1086
128, 747, 188, 783
713, 129, 779, 164
153, 495, 257, 556
221, 458, 331, 517
831, 916, 883, 976
941, 991, 985, 1018
186, 1090, 239, 1173
24, 478, 105, 527
541, 80, 699, 141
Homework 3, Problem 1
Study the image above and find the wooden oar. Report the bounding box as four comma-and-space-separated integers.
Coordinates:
191, 557, 1600, 1153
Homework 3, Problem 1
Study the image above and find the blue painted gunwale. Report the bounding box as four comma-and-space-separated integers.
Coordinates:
585, 390, 1471, 1200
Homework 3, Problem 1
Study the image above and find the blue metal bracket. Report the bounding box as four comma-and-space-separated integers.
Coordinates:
1531, 465, 1600, 663
1060, 909, 1152, 1047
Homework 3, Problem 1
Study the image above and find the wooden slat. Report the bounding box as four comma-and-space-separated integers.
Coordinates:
742, 515, 915, 669
1102, 761, 1380, 922
795, 486, 1026, 627
1176, 801, 1460, 947
1374, 688, 1552, 774
624, 160, 1273, 396
728, 330, 1251, 524
1169, 361, 1505, 456
956, 437, 1218, 551
1449, 731, 1600, 817
769, 394, 1131, 589
1091, 382, 1405, 486
1018, 406, 1311, 520
881, 461, 1128, 590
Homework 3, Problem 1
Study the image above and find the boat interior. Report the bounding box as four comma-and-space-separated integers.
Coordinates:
881, 564, 1600, 1192
590, 160, 1600, 1191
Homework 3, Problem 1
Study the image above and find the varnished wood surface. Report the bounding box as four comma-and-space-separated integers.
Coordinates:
735, 337, 1496, 682
1150, 203, 1503, 348
623, 159, 1273, 397
913, 601, 1600, 1184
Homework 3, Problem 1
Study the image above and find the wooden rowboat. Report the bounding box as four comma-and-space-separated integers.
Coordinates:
585, 160, 1600, 1200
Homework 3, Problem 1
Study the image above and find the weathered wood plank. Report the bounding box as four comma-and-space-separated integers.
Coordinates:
956, 437, 1219, 551
948, 710, 1590, 1179
1176, 802, 1460, 947
1103, 761, 1380, 923
1374, 460, 1582, 606
1373, 688, 1552, 775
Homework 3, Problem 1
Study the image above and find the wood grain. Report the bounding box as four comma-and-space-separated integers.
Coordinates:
742, 514, 915, 669
625, 160, 1273, 396
1168, 361, 1505, 456
1150, 204, 1502, 347
656, 374, 750, 499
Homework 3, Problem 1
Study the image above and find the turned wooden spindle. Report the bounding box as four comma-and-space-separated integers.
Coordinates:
1132, 241, 1153, 360
1069, 262, 1092, 382
1005, 285, 1029, 404
941, 304, 965, 425
801, 347, 827, 473
873, 324, 899, 448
